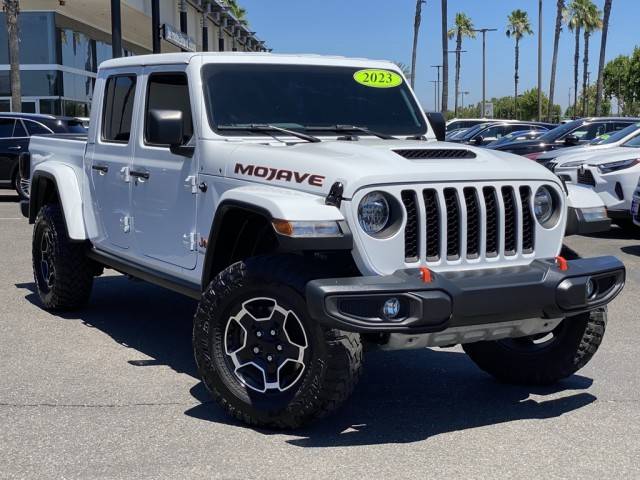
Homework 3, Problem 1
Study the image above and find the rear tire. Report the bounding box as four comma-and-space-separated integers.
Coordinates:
32, 204, 94, 310
462, 308, 607, 385
193, 255, 363, 429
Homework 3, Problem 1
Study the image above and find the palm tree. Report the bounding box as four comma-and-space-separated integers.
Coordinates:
226, 0, 248, 25
506, 9, 533, 120
548, 1, 565, 122
581, 1, 602, 116
595, 0, 613, 115
441, 0, 449, 112
3, 0, 21, 112
448, 13, 475, 116
410, 0, 426, 88
565, 0, 586, 117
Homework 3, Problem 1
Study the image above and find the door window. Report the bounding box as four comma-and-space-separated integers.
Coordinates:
102, 75, 137, 143
13, 120, 27, 137
0, 119, 15, 138
570, 123, 607, 140
24, 120, 53, 135
144, 73, 193, 146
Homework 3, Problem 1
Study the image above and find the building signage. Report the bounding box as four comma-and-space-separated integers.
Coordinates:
162, 23, 196, 52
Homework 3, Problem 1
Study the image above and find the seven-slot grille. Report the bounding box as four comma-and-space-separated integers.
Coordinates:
401, 185, 536, 264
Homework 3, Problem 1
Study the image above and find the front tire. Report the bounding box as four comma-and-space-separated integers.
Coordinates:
32, 204, 94, 309
193, 256, 363, 429
463, 308, 607, 385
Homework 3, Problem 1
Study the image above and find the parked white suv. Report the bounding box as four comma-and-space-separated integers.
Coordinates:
20, 53, 625, 428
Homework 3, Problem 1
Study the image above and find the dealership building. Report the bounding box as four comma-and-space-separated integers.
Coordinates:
0, 0, 267, 116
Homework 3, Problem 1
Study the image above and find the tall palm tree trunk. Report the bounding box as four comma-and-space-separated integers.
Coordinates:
583, 30, 590, 116
573, 26, 581, 117
454, 32, 461, 116
4, 0, 21, 112
441, 0, 448, 112
410, 0, 424, 88
548, 0, 564, 121
514, 37, 520, 119
595, 0, 612, 115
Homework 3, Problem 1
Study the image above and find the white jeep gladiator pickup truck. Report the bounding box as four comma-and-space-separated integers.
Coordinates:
20, 53, 625, 428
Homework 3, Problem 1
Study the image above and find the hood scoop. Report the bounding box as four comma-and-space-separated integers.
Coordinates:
393, 148, 476, 160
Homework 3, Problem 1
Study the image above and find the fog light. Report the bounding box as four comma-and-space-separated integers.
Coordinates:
586, 278, 597, 299
382, 298, 400, 319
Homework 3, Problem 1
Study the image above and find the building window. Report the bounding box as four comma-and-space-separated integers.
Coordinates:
0, 12, 56, 64
218, 38, 224, 52
102, 75, 136, 143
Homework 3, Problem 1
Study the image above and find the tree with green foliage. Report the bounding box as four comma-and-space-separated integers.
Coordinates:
595, 0, 613, 115
565, 0, 585, 116
226, 0, 248, 25
447, 13, 475, 117
506, 9, 533, 120
565, 84, 611, 117
603, 54, 630, 114
580, 1, 602, 116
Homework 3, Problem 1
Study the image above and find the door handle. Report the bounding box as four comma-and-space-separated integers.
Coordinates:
92, 165, 109, 173
8, 146, 21, 150
130, 170, 150, 180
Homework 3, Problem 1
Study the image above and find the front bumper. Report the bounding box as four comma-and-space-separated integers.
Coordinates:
565, 206, 611, 235
306, 256, 625, 334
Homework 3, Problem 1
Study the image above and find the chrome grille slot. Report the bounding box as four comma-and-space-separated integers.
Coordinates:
401, 190, 419, 262
501, 186, 517, 256
423, 189, 441, 261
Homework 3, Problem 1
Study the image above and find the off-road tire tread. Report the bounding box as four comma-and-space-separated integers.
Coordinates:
193, 255, 362, 429
32, 204, 94, 310
463, 308, 607, 385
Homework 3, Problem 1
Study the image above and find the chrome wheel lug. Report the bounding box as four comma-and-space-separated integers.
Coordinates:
267, 355, 274, 362
253, 346, 260, 354
276, 344, 283, 352
256, 331, 263, 338
270, 329, 276, 336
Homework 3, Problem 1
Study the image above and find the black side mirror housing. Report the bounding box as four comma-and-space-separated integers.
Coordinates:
564, 134, 579, 146
426, 111, 446, 141
147, 109, 184, 146
474, 136, 484, 146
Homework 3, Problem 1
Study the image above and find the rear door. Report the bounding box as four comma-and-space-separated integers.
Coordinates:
0, 118, 29, 187
87, 71, 141, 253
130, 66, 198, 270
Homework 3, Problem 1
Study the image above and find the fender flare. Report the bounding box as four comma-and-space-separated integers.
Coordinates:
201, 195, 352, 289
29, 163, 87, 240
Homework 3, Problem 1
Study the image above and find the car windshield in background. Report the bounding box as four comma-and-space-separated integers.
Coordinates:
592, 122, 640, 145
457, 123, 492, 140
622, 133, 640, 148
201, 64, 427, 137
537, 119, 584, 142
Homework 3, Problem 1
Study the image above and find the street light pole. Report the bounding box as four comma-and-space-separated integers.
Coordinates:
431, 65, 442, 111
430, 80, 438, 111
537, 0, 543, 121
472, 28, 496, 118
459, 90, 470, 110
110, 0, 122, 58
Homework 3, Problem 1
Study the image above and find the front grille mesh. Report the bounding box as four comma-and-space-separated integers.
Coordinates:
400, 183, 537, 264
577, 169, 596, 186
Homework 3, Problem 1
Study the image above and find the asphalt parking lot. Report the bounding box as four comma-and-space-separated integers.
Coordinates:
1, 190, 639, 480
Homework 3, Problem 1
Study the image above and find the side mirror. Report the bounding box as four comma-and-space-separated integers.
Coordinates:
474, 136, 484, 146
564, 134, 579, 146
147, 109, 184, 146
426, 111, 446, 141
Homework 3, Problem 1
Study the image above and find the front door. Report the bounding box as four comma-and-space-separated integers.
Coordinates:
131, 67, 198, 270
88, 71, 140, 253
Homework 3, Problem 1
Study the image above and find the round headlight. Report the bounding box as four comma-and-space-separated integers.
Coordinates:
534, 186, 555, 224
358, 191, 390, 235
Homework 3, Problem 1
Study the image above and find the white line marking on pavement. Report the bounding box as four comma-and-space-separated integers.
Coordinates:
0, 218, 22, 220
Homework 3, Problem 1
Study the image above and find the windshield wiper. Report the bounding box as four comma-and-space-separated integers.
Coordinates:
308, 125, 397, 140
217, 124, 321, 143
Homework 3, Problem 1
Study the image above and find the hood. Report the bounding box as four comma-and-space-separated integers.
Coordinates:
205, 139, 561, 198
538, 142, 623, 161
556, 146, 640, 167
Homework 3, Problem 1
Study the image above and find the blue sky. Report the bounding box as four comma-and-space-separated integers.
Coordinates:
240, 0, 640, 112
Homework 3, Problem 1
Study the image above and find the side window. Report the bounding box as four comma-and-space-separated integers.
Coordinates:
23, 120, 50, 136
144, 72, 193, 145
610, 122, 631, 132
480, 125, 504, 139
13, 120, 27, 137
0, 119, 15, 138
102, 75, 137, 143
571, 123, 606, 141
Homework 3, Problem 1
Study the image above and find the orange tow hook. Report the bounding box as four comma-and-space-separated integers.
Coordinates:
555, 256, 569, 272
419, 267, 433, 283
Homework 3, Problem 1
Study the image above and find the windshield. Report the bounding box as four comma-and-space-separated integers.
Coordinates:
457, 123, 492, 140
594, 122, 640, 145
537, 119, 584, 142
202, 64, 427, 137
623, 132, 640, 148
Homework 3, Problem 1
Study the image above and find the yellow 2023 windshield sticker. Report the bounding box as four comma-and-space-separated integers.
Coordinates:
354, 69, 403, 88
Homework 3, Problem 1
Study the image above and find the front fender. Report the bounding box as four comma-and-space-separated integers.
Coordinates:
219, 184, 345, 221
30, 162, 87, 240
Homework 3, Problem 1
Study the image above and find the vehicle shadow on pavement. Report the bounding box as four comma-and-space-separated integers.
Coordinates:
584, 226, 638, 241
17, 276, 597, 444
